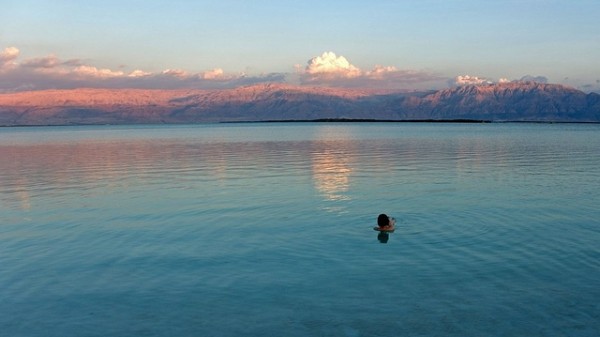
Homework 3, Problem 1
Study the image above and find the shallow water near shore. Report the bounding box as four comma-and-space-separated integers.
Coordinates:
1, 122, 599, 336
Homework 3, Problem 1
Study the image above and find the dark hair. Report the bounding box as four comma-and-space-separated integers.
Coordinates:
377, 214, 389, 227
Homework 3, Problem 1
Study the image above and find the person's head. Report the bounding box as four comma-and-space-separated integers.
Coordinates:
377, 214, 389, 227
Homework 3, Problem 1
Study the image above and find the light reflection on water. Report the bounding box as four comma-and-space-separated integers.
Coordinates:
1, 123, 599, 336
312, 143, 354, 204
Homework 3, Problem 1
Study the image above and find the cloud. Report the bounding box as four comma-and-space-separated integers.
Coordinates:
0, 47, 20, 69
0, 46, 283, 92
201, 68, 226, 80
300, 51, 444, 89
0, 47, 19, 61
128, 69, 152, 77
519, 75, 548, 83
451, 75, 493, 86
73, 65, 125, 78
305, 51, 361, 78
365, 65, 398, 79
448, 74, 555, 87
12, 47, 556, 92
21, 55, 62, 68
20, 54, 83, 69
161, 68, 188, 78
579, 80, 600, 93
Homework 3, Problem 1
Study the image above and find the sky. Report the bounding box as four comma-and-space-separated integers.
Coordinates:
1, 0, 599, 92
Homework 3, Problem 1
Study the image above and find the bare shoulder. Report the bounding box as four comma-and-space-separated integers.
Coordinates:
373, 225, 395, 232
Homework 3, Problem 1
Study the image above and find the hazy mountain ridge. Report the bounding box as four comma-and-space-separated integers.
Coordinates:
414, 82, 600, 121
1, 82, 598, 125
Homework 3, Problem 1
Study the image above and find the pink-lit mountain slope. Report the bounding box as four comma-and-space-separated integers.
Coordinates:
0, 82, 598, 125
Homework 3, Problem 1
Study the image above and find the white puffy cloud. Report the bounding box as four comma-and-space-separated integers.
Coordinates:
128, 69, 152, 77
161, 68, 188, 78
73, 65, 125, 78
202, 68, 225, 80
0, 46, 19, 61
301, 51, 443, 89
498, 77, 510, 83
305, 51, 361, 78
452, 75, 493, 86
0, 46, 20, 69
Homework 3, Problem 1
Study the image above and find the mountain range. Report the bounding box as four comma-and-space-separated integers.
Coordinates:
0, 82, 599, 126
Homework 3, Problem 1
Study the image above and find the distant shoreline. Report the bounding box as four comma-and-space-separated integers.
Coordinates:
220, 118, 493, 124
4, 118, 600, 128
222, 118, 600, 124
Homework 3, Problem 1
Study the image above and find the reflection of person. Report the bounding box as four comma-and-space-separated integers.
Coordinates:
377, 231, 390, 243
377, 213, 396, 231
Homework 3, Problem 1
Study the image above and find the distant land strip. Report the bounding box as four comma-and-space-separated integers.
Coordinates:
222, 118, 492, 123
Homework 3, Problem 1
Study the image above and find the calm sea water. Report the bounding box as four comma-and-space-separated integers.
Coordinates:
1, 123, 599, 337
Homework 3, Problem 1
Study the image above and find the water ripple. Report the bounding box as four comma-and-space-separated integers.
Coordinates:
2, 123, 600, 337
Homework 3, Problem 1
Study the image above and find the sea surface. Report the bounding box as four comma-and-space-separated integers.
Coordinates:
1, 122, 599, 337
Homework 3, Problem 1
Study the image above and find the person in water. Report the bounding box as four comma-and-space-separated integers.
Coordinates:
377, 213, 396, 231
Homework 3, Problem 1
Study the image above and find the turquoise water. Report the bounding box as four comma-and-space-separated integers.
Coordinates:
1, 123, 599, 336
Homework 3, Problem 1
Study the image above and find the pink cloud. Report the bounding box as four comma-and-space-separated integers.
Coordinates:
0, 46, 283, 91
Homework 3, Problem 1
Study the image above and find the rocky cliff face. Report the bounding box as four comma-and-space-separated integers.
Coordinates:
412, 82, 599, 121
0, 82, 598, 125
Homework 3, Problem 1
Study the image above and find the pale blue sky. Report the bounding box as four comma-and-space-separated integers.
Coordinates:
1, 0, 599, 91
